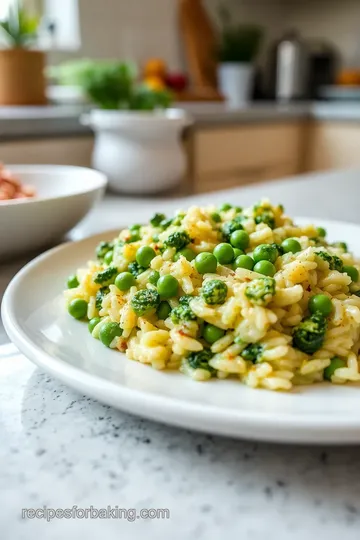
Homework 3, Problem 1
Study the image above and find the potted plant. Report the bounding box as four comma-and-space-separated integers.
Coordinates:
0, 1, 46, 105
51, 59, 191, 195
217, 6, 263, 107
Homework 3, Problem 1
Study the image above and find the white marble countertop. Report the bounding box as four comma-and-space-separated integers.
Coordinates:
2, 168, 360, 540
2, 101, 360, 140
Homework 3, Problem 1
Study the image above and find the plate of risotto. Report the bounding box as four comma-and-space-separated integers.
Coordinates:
4, 199, 360, 443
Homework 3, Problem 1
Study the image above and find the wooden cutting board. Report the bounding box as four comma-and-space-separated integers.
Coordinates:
179, 0, 223, 100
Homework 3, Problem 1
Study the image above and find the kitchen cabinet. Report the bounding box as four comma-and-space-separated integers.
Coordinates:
305, 122, 360, 171
0, 136, 93, 166
186, 122, 306, 194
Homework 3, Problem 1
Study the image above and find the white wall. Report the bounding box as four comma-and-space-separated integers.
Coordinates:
48, 0, 284, 69
283, 0, 360, 67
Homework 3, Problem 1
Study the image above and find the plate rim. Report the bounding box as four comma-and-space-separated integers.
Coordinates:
0, 165, 107, 207
3, 218, 360, 443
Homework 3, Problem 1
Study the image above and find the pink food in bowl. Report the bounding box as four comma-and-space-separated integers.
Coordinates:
0, 163, 36, 201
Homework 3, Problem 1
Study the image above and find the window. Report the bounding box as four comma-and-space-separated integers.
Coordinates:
41, 0, 80, 50
0, 0, 80, 50
0, 0, 13, 20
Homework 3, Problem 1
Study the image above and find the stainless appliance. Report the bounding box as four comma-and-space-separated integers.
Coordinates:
269, 30, 309, 101
308, 42, 338, 98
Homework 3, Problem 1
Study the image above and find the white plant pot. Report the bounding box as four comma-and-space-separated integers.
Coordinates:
82, 109, 192, 195
218, 63, 254, 108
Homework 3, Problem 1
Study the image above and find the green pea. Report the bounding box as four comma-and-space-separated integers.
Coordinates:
234, 255, 254, 271
281, 238, 301, 254
230, 230, 250, 250
233, 248, 244, 259
253, 260, 276, 277
343, 265, 359, 283
136, 246, 156, 268
104, 250, 114, 265
156, 301, 171, 320
68, 299, 88, 320
308, 294, 333, 317
253, 244, 278, 263
210, 212, 221, 223
195, 252, 217, 274
324, 356, 346, 381
317, 227, 326, 238
157, 275, 179, 298
148, 270, 160, 285
213, 243, 235, 264
203, 324, 225, 344
174, 248, 196, 262
234, 206, 242, 213
99, 322, 123, 347
219, 203, 232, 212
67, 275, 79, 289
115, 272, 136, 291
127, 231, 141, 243
88, 317, 101, 333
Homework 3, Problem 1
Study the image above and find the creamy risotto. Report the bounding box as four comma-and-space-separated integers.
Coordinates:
64, 200, 360, 391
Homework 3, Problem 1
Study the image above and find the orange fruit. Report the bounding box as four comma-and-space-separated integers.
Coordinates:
144, 76, 166, 91
144, 59, 167, 78
336, 70, 360, 86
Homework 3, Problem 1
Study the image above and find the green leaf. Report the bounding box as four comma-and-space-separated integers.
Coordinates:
48, 59, 174, 110
217, 24, 264, 63
0, 2, 39, 49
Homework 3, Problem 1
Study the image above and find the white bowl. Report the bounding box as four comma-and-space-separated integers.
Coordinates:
0, 165, 107, 259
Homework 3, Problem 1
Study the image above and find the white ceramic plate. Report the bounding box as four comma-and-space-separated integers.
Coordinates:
3, 219, 360, 444
0, 165, 107, 259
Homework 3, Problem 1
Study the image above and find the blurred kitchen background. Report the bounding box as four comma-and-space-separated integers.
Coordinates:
2, 0, 360, 195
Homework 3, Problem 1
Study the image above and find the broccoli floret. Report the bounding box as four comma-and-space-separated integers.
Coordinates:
171, 305, 197, 324
96, 241, 114, 261
222, 220, 243, 241
234, 214, 247, 224
332, 255, 344, 272
150, 213, 166, 227
179, 295, 192, 305
160, 218, 173, 230
187, 349, 215, 374
241, 343, 264, 363
164, 231, 191, 251
255, 210, 275, 229
94, 266, 118, 285
316, 251, 332, 266
316, 251, 344, 272
172, 213, 185, 226
293, 313, 327, 354
95, 286, 110, 310
131, 289, 160, 316
201, 280, 228, 305
332, 242, 348, 252
128, 261, 146, 278
245, 277, 276, 306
